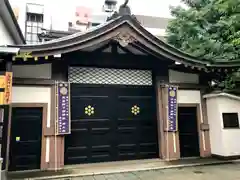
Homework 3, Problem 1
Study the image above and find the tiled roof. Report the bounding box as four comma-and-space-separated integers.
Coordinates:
135, 15, 171, 29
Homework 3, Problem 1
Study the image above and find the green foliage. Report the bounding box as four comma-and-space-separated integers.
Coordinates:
166, 0, 240, 62
218, 74, 236, 90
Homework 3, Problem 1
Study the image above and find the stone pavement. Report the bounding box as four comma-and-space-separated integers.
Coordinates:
54, 163, 240, 180
8, 158, 237, 180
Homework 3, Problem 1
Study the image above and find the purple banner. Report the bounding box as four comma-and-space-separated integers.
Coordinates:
56, 82, 71, 135
168, 86, 178, 132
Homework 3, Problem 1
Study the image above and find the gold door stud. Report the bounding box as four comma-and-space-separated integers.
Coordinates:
131, 105, 140, 115
85, 105, 95, 116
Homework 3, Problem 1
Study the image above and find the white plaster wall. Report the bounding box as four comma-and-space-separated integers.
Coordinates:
178, 90, 201, 104
206, 98, 224, 155
12, 64, 52, 79
0, 17, 14, 45
12, 86, 51, 127
177, 90, 203, 125
169, 70, 199, 84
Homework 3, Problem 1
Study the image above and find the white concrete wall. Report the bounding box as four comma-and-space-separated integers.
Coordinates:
206, 98, 224, 156
169, 70, 199, 84
0, 17, 14, 45
205, 95, 240, 157
12, 86, 51, 162
218, 97, 240, 156
12, 64, 52, 79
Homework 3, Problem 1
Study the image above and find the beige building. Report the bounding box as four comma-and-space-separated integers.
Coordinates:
0, 0, 24, 45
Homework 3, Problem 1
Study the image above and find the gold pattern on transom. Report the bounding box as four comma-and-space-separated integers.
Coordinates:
85, 105, 95, 116
131, 105, 140, 115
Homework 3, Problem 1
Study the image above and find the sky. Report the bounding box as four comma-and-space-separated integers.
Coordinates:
73, 0, 184, 17
48, 0, 185, 28
9, 0, 184, 17
9, 0, 185, 31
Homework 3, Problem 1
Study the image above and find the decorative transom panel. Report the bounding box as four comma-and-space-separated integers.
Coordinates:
68, 67, 152, 86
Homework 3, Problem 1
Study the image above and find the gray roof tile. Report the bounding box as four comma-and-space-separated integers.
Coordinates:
135, 15, 171, 29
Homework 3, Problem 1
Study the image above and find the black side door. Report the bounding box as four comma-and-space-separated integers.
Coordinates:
178, 107, 200, 158
9, 107, 42, 171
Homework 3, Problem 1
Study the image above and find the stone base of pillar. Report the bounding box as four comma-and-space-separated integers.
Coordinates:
47, 136, 64, 170
162, 131, 180, 160
1, 170, 7, 180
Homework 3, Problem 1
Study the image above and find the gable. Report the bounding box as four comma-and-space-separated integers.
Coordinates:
9, 16, 208, 67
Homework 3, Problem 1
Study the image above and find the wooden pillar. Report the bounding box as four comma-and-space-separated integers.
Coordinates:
199, 91, 211, 157
1, 59, 13, 170
1, 105, 10, 170
156, 81, 180, 160
198, 73, 211, 157
155, 81, 164, 158
45, 59, 68, 170
161, 86, 180, 160
47, 85, 64, 170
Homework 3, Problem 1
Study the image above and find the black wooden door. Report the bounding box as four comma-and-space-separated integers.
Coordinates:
65, 84, 158, 165
178, 107, 200, 158
9, 107, 42, 171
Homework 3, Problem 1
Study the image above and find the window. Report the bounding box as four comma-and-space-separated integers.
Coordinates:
222, 113, 239, 128
92, 23, 100, 27
104, 4, 116, 12
25, 12, 43, 44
